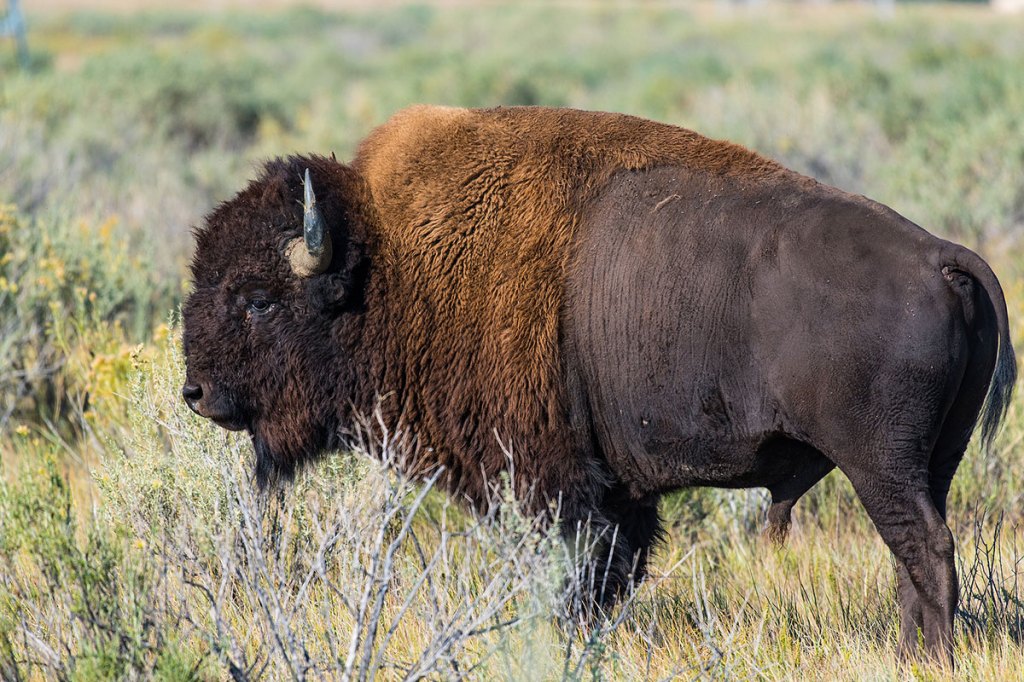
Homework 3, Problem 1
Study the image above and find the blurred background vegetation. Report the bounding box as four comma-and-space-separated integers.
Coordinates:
1, 1, 1023, 679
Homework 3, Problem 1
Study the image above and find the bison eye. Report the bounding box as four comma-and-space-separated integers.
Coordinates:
247, 298, 274, 315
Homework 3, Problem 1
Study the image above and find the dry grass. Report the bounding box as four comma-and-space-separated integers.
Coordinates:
1, 321, 1021, 679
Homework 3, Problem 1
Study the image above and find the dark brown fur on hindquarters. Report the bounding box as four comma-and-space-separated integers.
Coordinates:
181, 106, 1016, 663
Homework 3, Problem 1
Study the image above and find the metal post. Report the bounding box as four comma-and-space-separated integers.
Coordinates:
1, 0, 29, 69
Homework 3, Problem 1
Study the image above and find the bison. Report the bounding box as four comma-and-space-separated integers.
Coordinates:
182, 105, 1015, 664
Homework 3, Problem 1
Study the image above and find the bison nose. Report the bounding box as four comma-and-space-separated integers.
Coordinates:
182, 383, 204, 409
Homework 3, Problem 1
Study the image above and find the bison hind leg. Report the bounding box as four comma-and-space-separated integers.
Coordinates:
762, 440, 836, 545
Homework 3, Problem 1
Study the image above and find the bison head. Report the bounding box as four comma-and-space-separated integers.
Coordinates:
182, 155, 370, 486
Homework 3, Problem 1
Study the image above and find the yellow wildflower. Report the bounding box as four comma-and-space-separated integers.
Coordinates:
98, 217, 118, 242
152, 323, 170, 345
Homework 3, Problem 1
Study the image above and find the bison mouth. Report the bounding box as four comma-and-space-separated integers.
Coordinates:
211, 415, 248, 432
183, 384, 249, 432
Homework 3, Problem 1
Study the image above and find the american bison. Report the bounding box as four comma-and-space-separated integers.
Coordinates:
182, 105, 1015, 664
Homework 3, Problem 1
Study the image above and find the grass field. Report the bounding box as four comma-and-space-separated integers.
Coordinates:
2, 1, 1023, 679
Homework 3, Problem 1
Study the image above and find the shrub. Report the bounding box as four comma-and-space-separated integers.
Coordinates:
3, 331, 687, 679
0, 206, 177, 429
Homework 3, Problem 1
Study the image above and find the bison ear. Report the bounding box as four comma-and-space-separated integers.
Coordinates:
308, 246, 366, 312
291, 161, 371, 311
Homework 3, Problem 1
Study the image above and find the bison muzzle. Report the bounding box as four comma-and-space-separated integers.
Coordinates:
182, 105, 1016, 666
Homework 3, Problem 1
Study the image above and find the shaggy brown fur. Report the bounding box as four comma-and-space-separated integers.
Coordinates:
350, 106, 787, 508
183, 106, 1015, 664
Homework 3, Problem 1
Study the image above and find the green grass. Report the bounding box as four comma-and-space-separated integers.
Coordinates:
1, 2, 1023, 679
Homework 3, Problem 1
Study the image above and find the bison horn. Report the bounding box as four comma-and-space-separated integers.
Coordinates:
286, 168, 333, 277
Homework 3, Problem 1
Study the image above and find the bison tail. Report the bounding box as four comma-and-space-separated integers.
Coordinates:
946, 245, 1017, 454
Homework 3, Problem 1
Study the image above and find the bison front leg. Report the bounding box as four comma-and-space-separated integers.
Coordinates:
602, 491, 663, 591
560, 490, 663, 618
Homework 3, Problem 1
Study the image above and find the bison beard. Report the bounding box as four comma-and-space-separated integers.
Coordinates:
252, 432, 279, 489
182, 105, 1015, 667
